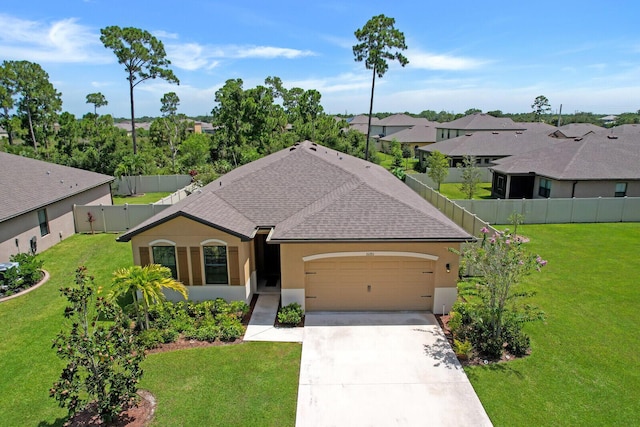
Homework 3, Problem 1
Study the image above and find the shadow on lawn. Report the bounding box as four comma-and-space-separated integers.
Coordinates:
37, 418, 67, 427
464, 361, 525, 381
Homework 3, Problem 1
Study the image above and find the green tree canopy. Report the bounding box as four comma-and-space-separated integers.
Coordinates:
85, 92, 108, 115
531, 95, 551, 121
353, 14, 408, 160
426, 150, 450, 191
100, 26, 179, 154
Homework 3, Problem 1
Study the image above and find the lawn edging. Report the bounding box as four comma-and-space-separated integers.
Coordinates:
0, 269, 50, 303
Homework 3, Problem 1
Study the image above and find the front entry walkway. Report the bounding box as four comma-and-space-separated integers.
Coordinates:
243, 294, 303, 342
296, 312, 492, 427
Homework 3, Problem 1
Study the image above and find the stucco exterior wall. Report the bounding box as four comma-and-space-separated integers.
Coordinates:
0, 183, 112, 261
279, 241, 461, 311
129, 216, 253, 302
533, 177, 640, 199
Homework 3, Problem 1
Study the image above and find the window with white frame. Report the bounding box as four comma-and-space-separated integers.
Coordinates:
203, 246, 228, 284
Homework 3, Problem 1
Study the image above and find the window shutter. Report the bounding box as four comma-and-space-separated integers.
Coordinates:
177, 247, 189, 285
228, 246, 240, 285
139, 247, 150, 266
190, 247, 203, 286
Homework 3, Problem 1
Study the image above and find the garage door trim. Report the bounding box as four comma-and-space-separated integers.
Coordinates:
302, 251, 439, 262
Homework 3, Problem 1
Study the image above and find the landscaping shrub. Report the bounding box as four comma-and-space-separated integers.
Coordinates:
229, 300, 250, 319
277, 303, 303, 326
137, 329, 164, 350
0, 252, 44, 296
216, 314, 245, 341
185, 322, 219, 342
161, 328, 179, 344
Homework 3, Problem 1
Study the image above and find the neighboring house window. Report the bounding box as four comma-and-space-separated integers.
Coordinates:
615, 182, 627, 197
203, 246, 228, 284
37, 209, 50, 236
152, 246, 177, 279
538, 178, 552, 198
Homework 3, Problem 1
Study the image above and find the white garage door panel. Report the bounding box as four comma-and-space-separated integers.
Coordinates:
305, 257, 434, 311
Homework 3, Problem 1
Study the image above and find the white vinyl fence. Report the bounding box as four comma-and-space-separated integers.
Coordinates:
74, 204, 172, 233
405, 175, 497, 236
406, 175, 640, 225
112, 174, 192, 196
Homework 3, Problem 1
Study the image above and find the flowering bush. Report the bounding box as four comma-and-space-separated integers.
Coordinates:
450, 227, 547, 359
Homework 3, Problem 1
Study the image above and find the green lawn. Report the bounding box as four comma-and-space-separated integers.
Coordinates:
466, 223, 640, 426
2, 225, 639, 426
376, 152, 419, 172
0, 234, 300, 426
439, 182, 493, 200
113, 192, 172, 205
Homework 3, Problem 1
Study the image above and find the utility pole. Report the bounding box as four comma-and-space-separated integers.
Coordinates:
557, 104, 563, 127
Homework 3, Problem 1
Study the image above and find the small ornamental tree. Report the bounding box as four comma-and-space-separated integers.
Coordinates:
458, 155, 482, 199
50, 266, 144, 424
450, 228, 547, 358
426, 150, 449, 191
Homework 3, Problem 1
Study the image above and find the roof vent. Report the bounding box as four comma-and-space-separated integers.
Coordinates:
465, 133, 472, 136
607, 134, 618, 140
60, 180, 64, 183
46, 171, 50, 175
516, 131, 523, 134
311, 142, 317, 146
294, 142, 300, 146
492, 131, 499, 134
574, 137, 583, 141
309, 146, 317, 151
289, 146, 296, 151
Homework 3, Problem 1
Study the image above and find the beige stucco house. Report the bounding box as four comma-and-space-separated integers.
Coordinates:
117, 141, 472, 312
0, 152, 113, 261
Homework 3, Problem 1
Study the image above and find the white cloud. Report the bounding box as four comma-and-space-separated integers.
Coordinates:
234, 46, 315, 59
407, 50, 488, 71
0, 14, 110, 64
153, 30, 179, 40
284, 73, 371, 94
90, 81, 112, 88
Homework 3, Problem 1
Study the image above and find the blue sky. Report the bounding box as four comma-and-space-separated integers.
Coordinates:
2, 1, 639, 118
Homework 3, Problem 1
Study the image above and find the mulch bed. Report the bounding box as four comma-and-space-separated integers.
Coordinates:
435, 313, 528, 366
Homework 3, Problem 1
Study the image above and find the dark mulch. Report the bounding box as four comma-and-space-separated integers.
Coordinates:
64, 390, 156, 427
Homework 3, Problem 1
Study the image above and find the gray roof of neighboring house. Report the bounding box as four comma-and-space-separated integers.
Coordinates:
490, 133, 640, 180
0, 152, 114, 222
118, 141, 471, 243
551, 123, 603, 138
517, 122, 558, 133
418, 131, 559, 157
437, 113, 525, 131
379, 125, 438, 143
610, 124, 640, 135
348, 114, 381, 125
378, 114, 435, 127
348, 123, 375, 135
114, 121, 152, 131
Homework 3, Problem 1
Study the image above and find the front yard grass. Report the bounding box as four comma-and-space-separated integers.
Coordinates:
467, 223, 640, 426
0, 234, 300, 426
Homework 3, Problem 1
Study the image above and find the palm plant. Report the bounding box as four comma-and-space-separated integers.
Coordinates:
110, 264, 188, 330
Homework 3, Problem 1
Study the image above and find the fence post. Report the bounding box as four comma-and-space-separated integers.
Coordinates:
101, 204, 107, 232
595, 197, 601, 222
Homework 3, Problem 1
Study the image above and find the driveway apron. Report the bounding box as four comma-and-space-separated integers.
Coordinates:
296, 312, 492, 427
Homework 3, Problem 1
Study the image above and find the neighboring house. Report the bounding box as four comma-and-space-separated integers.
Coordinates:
0, 126, 7, 140
379, 124, 439, 156
114, 121, 152, 135
117, 141, 472, 312
436, 113, 526, 142
190, 121, 218, 135
377, 114, 434, 137
600, 115, 618, 125
347, 114, 383, 137
490, 133, 640, 199
0, 152, 113, 261
550, 123, 603, 138
417, 130, 558, 168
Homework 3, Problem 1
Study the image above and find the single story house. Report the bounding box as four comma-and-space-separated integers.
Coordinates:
417, 130, 558, 168
436, 113, 526, 142
117, 141, 472, 312
379, 124, 439, 156
377, 114, 435, 137
347, 114, 383, 137
0, 152, 113, 261
490, 133, 640, 199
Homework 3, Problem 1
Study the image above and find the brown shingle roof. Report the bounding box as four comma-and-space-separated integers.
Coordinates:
491, 133, 640, 180
438, 113, 525, 131
0, 152, 114, 222
118, 141, 471, 242
348, 114, 381, 125
551, 123, 603, 138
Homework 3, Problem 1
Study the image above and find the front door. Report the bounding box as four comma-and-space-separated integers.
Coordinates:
255, 234, 281, 288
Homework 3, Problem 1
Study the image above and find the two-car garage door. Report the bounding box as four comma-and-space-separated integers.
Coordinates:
305, 256, 434, 311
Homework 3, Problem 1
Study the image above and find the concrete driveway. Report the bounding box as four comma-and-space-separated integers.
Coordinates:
296, 312, 492, 427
